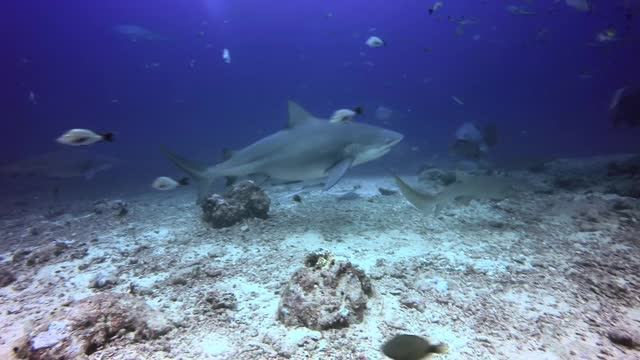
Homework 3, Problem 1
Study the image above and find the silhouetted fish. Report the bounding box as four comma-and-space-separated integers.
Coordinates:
0, 151, 117, 180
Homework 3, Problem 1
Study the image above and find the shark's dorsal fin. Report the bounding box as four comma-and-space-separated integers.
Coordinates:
288, 101, 315, 128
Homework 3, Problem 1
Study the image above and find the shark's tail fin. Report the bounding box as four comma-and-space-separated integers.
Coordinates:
161, 145, 213, 204
391, 173, 438, 213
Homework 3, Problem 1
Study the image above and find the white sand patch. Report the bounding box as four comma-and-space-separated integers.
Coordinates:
131, 273, 168, 289
216, 277, 280, 327
34, 260, 107, 300
194, 332, 233, 358
433, 232, 511, 275
501, 290, 572, 320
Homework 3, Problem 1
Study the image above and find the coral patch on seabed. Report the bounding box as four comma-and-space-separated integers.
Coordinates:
18, 293, 172, 359
1, 155, 640, 359
277, 252, 372, 330
201, 180, 270, 228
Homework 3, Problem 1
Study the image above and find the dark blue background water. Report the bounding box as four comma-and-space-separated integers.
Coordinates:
3, 0, 639, 191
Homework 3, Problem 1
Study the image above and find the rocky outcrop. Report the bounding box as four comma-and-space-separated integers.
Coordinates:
201, 181, 270, 228
21, 293, 172, 359
93, 199, 128, 217
0, 266, 16, 287
277, 252, 372, 330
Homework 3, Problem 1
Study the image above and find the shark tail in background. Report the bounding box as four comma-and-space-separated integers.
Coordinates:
161, 145, 214, 203
391, 173, 440, 214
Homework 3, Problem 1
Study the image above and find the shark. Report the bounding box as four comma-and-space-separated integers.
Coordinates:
162, 101, 404, 203
392, 173, 519, 215
0, 150, 117, 180
113, 25, 162, 41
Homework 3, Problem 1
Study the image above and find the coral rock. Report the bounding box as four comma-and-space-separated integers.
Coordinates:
277, 252, 372, 330
93, 199, 128, 217
0, 266, 16, 287
203, 290, 237, 310
201, 180, 270, 228
25, 242, 68, 266
24, 293, 172, 359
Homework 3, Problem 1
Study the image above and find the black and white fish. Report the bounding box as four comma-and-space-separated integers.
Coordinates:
152, 176, 190, 191
428, 2, 443, 15
222, 48, 231, 63
366, 36, 386, 48
56, 129, 114, 146
329, 107, 363, 123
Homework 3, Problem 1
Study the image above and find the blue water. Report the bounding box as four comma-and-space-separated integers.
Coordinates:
4, 0, 640, 188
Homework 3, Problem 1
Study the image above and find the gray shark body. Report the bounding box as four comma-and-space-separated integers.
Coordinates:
113, 25, 161, 41
0, 151, 116, 180
163, 101, 403, 202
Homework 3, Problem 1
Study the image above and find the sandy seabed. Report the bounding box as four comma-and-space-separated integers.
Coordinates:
1, 157, 639, 360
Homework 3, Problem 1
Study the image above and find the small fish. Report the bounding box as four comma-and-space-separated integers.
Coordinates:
329, 107, 363, 123
596, 27, 617, 43
428, 2, 443, 15
292, 194, 303, 203
366, 36, 386, 48
56, 129, 114, 146
222, 48, 231, 63
28, 91, 37, 104
565, 0, 591, 12
382, 334, 448, 360
577, 73, 592, 79
152, 176, 190, 191
451, 96, 464, 105
507, 5, 537, 16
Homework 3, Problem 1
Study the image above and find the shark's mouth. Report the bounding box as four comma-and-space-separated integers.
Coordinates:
386, 138, 402, 147
381, 137, 403, 152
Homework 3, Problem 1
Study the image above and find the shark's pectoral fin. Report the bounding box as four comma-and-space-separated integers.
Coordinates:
324, 157, 354, 191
